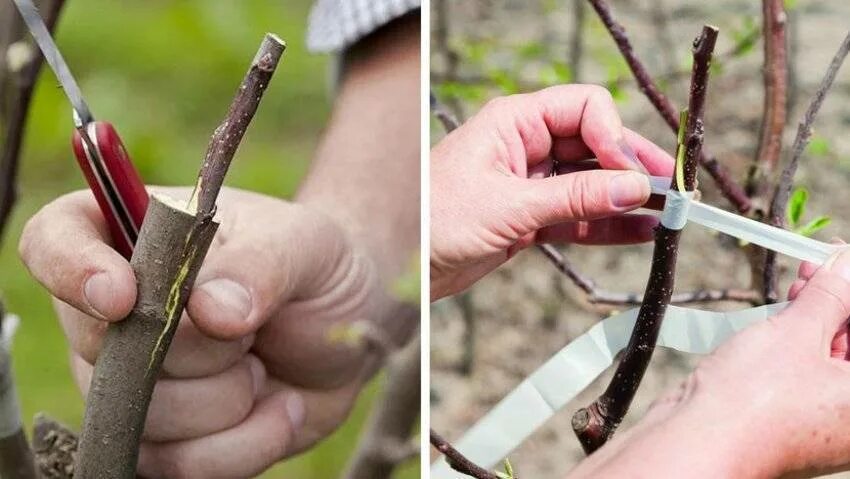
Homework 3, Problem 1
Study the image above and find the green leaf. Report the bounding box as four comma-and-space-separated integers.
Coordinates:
436, 82, 487, 103
807, 136, 831, 157
551, 62, 573, 83
784, 0, 799, 10
675, 109, 688, 192
787, 187, 808, 227
494, 459, 515, 479
731, 17, 759, 57
797, 216, 832, 237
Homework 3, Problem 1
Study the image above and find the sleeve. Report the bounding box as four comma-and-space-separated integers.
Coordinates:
306, 0, 421, 53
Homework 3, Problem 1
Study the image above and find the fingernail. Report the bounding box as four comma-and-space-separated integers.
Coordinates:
197, 279, 252, 322
826, 250, 850, 282
286, 392, 306, 432
84, 272, 116, 319
610, 173, 650, 208
617, 139, 648, 173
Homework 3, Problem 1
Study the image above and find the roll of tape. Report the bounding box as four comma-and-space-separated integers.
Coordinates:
659, 190, 693, 230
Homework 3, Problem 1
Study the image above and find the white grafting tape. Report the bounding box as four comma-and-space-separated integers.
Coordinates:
0, 314, 22, 438
659, 190, 693, 230
430, 303, 789, 478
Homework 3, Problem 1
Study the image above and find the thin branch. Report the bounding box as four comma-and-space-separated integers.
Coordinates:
343, 336, 421, 479
189, 34, 286, 217
538, 244, 759, 306
763, 31, 850, 303
75, 34, 284, 477
430, 430, 500, 479
568, 0, 586, 82
748, 0, 788, 205
588, 0, 751, 214
430, 90, 460, 133
0, 0, 66, 246
572, 25, 718, 454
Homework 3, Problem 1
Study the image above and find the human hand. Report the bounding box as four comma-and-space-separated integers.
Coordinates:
430, 85, 674, 300
19, 187, 386, 478
570, 248, 850, 478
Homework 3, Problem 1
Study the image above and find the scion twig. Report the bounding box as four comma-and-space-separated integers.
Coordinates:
588, 0, 750, 214
75, 34, 285, 478
572, 25, 718, 454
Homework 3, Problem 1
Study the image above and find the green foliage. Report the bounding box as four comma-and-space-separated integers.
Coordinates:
787, 187, 831, 237
807, 136, 831, 156
438, 81, 488, 104
0, 1, 417, 477
495, 458, 516, 479
731, 16, 760, 57
787, 187, 808, 226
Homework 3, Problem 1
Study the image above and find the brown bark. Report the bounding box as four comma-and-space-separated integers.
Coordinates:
75, 33, 285, 477
587, 0, 750, 214
342, 337, 421, 479
430, 430, 500, 479
75, 195, 219, 477
572, 25, 718, 454
0, 0, 65, 246
763, 31, 850, 303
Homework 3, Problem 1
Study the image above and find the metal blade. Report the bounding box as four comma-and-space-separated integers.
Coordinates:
12, 0, 94, 124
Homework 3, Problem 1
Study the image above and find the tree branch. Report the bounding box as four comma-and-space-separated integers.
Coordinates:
763, 31, 850, 303
430, 429, 500, 479
538, 244, 758, 306
748, 0, 788, 204
343, 336, 421, 479
572, 25, 718, 454
587, 0, 750, 214
75, 34, 284, 477
0, 0, 65, 246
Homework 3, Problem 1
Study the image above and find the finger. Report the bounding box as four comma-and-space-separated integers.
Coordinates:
56, 299, 252, 378
475, 85, 646, 172
553, 129, 674, 176
518, 169, 651, 228
19, 190, 136, 321
779, 250, 850, 337
798, 261, 817, 280
186, 190, 372, 389
73, 354, 264, 442
536, 215, 659, 245
788, 279, 806, 301
186, 191, 346, 340
138, 389, 303, 479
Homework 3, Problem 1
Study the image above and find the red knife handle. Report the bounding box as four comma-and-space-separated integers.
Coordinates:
72, 121, 149, 259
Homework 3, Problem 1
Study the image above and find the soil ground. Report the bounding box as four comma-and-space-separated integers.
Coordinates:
430, 1, 850, 477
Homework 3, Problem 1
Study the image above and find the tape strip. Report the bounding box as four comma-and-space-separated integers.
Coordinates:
430, 302, 789, 478
0, 314, 22, 438
659, 190, 693, 230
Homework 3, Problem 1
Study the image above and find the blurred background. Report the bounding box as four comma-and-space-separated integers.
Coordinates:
431, 0, 850, 477
0, 0, 417, 477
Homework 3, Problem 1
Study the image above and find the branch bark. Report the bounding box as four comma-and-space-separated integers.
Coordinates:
538, 244, 759, 306
430, 429, 500, 479
343, 336, 421, 479
748, 0, 788, 204
0, 0, 66, 246
572, 25, 718, 454
763, 31, 850, 303
75, 34, 284, 477
587, 0, 750, 214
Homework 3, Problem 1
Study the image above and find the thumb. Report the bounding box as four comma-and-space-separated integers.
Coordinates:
520, 170, 650, 229
779, 249, 850, 336
186, 202, 350, 341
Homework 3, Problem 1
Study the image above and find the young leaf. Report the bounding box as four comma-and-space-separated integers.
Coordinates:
807, 136, 831, 157
674, 109, 688, 192
797, 215, 832, 237
494, 459, 515, 479
786, 187, 808, 227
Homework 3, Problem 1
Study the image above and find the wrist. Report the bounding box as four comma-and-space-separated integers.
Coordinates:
570, 398, 772, 479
